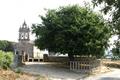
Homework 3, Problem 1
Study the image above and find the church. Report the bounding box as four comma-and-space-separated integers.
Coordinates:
14, 21, 48, 62
14, 21, 33, 61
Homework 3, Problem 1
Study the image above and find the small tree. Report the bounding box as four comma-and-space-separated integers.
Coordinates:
32, 5, 111, 61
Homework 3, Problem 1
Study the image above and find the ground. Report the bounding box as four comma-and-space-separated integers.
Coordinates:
84, 68, 120, 80
19, 62, 85, 80
0, 68, 37, 80
1, 62, 120, 80
18, 62, 120, 80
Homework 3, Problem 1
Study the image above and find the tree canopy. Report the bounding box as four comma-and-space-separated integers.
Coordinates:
92, 0, 120, 34
0, 40, 14, 52
32, 5, 111, 59
92, 0, 120, 57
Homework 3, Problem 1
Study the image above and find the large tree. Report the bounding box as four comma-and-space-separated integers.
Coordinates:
92, 0, 120, 34
92, 0, 120, 57
32, 5, 111, 60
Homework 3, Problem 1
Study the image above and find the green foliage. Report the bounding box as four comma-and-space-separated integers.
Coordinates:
92, 0, 120, 57
92, 0, 116, 14
0, 50, 13, 69
0, 40, 14, 52
92, 0, 120, 33
32, 5, 111, 58
111, 40, 120, 58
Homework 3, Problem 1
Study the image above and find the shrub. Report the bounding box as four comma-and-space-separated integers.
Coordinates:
0, 50, 13, 69
0, 40, 14, 52
14, 68, 21, 73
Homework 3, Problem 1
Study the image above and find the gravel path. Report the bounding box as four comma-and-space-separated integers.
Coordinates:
19, 62, 120, 80
19, 62, 85, 80
84, 68, 120, 80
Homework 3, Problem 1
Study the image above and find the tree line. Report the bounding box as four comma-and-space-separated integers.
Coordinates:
0, 40, 14, 52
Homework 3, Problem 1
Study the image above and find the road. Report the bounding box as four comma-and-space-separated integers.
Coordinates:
19, 62, 120, 80
84, 68, 120, 80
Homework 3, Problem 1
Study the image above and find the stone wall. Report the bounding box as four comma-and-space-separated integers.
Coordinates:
43, 54, 69, 62
43, 54, 101, 74
43, 54, 96, 62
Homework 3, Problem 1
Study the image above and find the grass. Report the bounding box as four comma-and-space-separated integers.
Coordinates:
103, 60, 120, 68
0, 68, 51, 80
0, 50, 51, 80
36, 75, 48, 80
14, 68, 22, 73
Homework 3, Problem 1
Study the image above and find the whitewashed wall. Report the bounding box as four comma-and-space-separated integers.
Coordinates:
33, 46, 48, 59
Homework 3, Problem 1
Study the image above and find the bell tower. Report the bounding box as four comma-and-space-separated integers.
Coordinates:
15, 21, 33, 62
19, 21, 30, 41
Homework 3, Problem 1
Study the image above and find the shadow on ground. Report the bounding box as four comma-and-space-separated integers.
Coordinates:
99, 77, 120, 80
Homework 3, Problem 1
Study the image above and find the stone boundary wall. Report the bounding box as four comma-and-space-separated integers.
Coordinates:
43, 54, 69, 62
43, 54, 101, 73
43, 54, 96, 62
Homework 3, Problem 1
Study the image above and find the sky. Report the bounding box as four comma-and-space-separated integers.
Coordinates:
0, 0, 117, 47
0, 0, 92, 42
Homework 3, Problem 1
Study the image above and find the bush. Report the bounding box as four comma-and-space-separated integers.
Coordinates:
111, 56, 120, 60
104, 62, 120, 68
0, 50, 13, 69
14, 68, 21, 73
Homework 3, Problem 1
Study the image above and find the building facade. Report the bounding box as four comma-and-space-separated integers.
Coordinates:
15, 21, 33, 61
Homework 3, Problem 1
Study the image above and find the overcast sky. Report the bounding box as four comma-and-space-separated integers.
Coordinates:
0, 0, 93, 42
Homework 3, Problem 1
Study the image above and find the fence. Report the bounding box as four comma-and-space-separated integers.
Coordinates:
70, 59, 101, 73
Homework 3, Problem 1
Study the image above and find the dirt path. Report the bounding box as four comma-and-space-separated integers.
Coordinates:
19, 62, 86, 80
19, 62, 120, 80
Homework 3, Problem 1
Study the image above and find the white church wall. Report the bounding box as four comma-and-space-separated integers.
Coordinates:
33, 46, 48, 59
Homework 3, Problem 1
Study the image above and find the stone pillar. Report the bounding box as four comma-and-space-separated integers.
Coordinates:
43, 54, 49, 62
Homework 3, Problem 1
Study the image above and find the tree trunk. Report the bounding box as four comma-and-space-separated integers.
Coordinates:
68, 53, 74, 61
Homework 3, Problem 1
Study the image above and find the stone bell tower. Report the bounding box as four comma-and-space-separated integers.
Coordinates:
15, 21, 33, 62
19, 21, 30, 41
